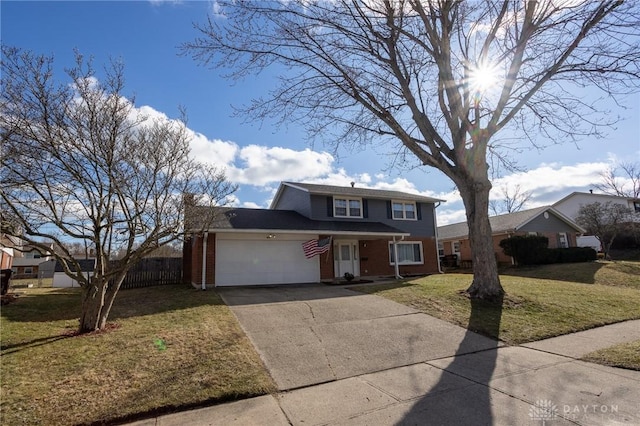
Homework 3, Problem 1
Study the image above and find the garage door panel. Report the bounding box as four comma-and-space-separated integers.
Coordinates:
216, 238, 319, 286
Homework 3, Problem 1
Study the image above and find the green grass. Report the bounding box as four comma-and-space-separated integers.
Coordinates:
500, 260, 640, 289
358, 261, 640, 345
581, 340, 640, 371
0, 284, 276, 426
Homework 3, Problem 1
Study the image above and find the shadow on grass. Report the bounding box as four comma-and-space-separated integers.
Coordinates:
500, 261, 606, 285
1, 334, 73, 354
400, 293, 504, 423
1, 284, 224, 324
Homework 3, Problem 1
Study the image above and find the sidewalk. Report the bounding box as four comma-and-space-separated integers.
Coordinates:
128, 320, 640, 426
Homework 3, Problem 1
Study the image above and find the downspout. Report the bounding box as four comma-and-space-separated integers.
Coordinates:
508, 232, 515, 266
393, 235, 404, 280
201, 231, 208, 290
433, 202, 443, 274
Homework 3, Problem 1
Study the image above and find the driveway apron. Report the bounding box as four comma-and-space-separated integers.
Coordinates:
218, 284, 498, 390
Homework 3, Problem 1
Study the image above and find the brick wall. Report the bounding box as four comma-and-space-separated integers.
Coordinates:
359, 237, 439, 277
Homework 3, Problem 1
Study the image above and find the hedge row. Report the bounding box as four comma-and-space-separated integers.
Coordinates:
499, 235, 597, 265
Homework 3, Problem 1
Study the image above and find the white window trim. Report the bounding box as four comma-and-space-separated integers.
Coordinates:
558, 232, 568, 248
388, 241, 424, 265
334, 197, 363, 218
391, 200, 417, 221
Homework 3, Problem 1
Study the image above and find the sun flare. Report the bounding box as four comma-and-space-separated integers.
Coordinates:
468, 61, 500, 94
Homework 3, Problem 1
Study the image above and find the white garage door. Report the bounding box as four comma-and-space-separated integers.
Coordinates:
215, 235, 320, 286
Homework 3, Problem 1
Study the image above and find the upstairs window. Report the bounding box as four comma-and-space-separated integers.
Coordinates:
392, 201, 417, 220
334, 197, 362, 218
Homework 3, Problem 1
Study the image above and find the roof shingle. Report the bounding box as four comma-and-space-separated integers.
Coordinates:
437, 206, 582, 240
279, 181, 445, 204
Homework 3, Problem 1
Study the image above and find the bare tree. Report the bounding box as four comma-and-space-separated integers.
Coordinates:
594, 161, 640, 198
1, 47, 236, 333
576, 202, 632, 260
489, 184, 531, 215
184, 0, 640, 299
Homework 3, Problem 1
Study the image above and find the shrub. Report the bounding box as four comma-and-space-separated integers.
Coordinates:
499, 235, 549, 265
499, 236, 596, 265
541, 247, 598, 264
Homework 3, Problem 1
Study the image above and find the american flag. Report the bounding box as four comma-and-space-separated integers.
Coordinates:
302, 237, 332, 258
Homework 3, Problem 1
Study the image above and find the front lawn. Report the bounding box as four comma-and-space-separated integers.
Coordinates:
581, 340, 640, 371
0, 284, 276, 426
358, 261, 640, 345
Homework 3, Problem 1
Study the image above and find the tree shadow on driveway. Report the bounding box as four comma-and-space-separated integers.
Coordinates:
398, 294, 505, 425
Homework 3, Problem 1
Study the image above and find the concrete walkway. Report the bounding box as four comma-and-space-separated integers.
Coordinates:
129, 286, 640, 426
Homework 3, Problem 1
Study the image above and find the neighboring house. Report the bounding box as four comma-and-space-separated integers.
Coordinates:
11, 258, 55, 279
1, 247, 14, 270
0, 234, 22, 270
52, 259, 96, 288
553, 191, 640, 223
553, 191, 640, 250
438, 206, 585, 265
183, 181, 444, 287
10, 244, 54, 279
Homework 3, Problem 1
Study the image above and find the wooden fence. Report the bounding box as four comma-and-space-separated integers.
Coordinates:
119, 257, 182, 290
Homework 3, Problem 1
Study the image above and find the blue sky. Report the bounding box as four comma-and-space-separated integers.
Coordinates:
3, 1, 639, 225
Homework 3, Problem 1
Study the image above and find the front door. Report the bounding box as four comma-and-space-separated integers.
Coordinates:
335, 241, 360, 278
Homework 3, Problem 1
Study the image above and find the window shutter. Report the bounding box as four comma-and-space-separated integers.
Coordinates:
327, 196, 334, 217
386, 201, 392, 219
363, 199, 369, 218
417, 203, 422, 220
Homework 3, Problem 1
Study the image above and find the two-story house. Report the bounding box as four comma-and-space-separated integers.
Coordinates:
183, 181, 444, 287
553, 191, 640, 222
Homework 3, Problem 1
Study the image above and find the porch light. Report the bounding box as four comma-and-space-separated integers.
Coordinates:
267, 234, 276, 239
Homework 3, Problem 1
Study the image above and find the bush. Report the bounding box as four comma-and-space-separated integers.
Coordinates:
499, 235, 549, 265
540, 247, 598, 264
499, 236, 597, 265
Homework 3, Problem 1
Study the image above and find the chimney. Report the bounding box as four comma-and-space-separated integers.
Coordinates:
350, 182, 355, 188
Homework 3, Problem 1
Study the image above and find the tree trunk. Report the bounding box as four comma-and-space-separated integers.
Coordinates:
78, 274, 123, 333
458, 179, 505, 300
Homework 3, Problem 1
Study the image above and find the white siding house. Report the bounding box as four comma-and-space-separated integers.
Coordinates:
553, 192, 640, 223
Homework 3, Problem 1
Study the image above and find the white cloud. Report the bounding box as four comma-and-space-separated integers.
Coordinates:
190, 133, 238, 166
123, 104, 626, 230
241, 201, 261, 209
490, 161, 609, 205
228, 145, 334, 185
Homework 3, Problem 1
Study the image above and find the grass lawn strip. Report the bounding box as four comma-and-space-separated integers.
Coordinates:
1, 284, 276, 426
358, 262, 640, 345
581, 340, 640, 371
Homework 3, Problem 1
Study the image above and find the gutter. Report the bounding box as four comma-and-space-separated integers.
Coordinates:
392, 235, 405, 280
433, 202, 443, 274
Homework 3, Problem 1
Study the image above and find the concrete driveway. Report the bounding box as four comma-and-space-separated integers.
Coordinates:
218, 284, 498, 390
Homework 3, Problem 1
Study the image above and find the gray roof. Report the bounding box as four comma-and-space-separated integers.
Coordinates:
273, 181, 445, 207
54, 259, 96, 273
438, 206, 583, 240
553, 191, 640, 206
190, 207, 408, 236
12, 257, 50, 267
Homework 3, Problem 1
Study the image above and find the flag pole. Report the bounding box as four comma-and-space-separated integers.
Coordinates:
325, 236, 333, 263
